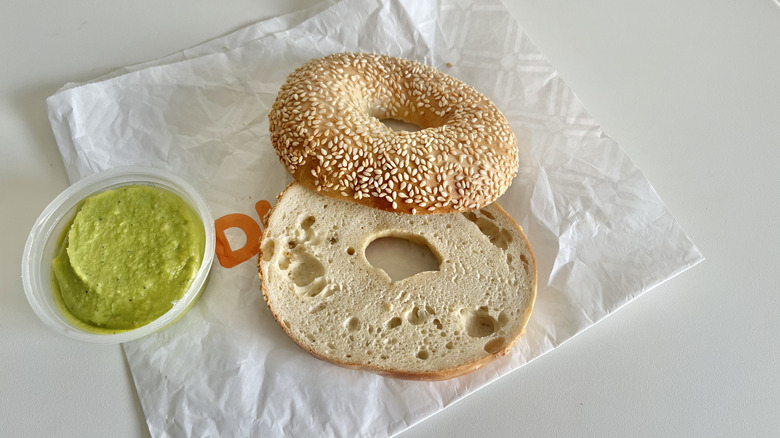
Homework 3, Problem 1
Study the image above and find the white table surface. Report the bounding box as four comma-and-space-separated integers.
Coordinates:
2, 0, 778, 436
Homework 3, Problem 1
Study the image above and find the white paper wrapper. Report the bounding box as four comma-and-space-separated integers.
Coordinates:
46, 0, 703, 436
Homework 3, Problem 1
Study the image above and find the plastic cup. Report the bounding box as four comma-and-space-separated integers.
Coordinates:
21, 166, 215, 343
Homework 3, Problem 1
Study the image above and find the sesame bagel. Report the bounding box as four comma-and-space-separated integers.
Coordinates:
258, 183, 537, 380
268, 52, 518, 214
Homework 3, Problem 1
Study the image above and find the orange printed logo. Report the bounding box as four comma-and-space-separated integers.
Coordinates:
214, 200, 271, 268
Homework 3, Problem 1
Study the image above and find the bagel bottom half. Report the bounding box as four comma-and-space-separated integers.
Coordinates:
258, 183, 537, 380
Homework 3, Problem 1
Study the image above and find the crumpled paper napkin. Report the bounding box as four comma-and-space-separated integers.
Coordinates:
46, 0, 703, 436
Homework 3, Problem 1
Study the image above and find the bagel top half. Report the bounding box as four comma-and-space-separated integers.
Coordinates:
268, 52, 518, 215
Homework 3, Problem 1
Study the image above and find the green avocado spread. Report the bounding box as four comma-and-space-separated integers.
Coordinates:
52, 185, 205, 332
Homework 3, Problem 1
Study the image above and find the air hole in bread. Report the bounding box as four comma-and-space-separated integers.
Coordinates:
289, 252, 325, 287
500, 228, 513, 245
464, 309, 499, 338
407, 306, 426, 325
309, 303, 326, 314
347, 247, 356, 255
305, 333, 316, 342
346, 316, 360, 332
498, 311, 509, 327
301, 215, 316, 230
433, 318, 443, 330
329, 235, 338, 244
262, 239, 275, 262
321, 284, 336, 298
380, 354, 388, 360
387, 317, 402, 329
416, 349, 430, 360
445, 341, 454, 350
288, 240, 298, 249
278, 255, 290, 270
484, 337, 506, 354
306, 279, 327, 298
364, 234, 441, 282
520, 254, 530, 275
463, 212, 512, 250
475, 219, 508, 250
327, 342, 336, 350
481, 210, 495, 220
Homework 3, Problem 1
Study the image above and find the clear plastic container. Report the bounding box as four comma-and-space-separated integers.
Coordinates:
22, 166, 215, 343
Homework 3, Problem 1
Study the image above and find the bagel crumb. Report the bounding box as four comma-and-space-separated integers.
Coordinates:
269, 53, 519, 214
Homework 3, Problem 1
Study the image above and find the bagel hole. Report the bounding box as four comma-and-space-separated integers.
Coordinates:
364, 234, 441, 282
379, 118, 423, 132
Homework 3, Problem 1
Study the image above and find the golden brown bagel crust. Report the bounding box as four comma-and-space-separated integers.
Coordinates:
268, 53, 518, 215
